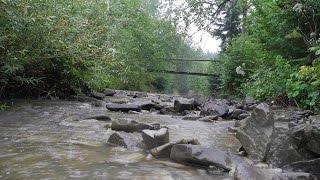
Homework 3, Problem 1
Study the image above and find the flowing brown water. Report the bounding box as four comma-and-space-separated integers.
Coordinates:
0, 100, 242, 180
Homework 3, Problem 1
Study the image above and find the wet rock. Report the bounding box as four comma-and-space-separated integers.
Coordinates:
235, 103, 275, 161
170, 144, 237, 171
90, 92, 106, 100
111, 118, 154, 133
230, 109, 249, 120
305, 124, 320, 156
170, 144, 265, 180
159, 107, 175, 115
107, 132, 144, 150
272, 172, 317, 180
139, 102, 163, 111
103, 89, 116, 96
282, 158, 320, 179
150, 143, 174, 158
174, 99, 195, 112
266, 125, 317, 167
193, 96, 209, 108
84, 115, 111, 121
200, 100, 229, 117
106, 103, 141, 112
238, 113, 250, 120
142, 128, 169, 149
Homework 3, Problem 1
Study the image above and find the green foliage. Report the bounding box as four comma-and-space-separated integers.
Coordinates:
245, 57, 294, 100
0, 0, 208, 98
218, 35, 269, 97
0, 0, 115, 97
287, 61, 320, 110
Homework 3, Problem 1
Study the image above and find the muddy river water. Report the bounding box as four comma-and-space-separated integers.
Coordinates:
0, 99, 251, 179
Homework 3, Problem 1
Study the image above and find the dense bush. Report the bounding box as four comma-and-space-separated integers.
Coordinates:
217, 35, 270, 98
0, 0, 116, 97
287, 60, 320, 110
0, 0, 211, 98
245, 57, 294, 101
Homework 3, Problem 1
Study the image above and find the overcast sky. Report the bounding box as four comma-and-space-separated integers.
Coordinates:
189, 26, 221, 53
165, 0, 221, 53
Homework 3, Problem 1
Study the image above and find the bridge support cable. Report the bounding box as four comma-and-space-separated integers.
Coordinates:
147, 69, 220, 77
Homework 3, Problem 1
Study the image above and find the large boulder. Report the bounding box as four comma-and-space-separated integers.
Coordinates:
282, 158, 320, 179
266, 124, 317, 167
170, 144, 265, 180
235, 103, 275, 161
305, 124, 320, 156
110, 118, 154, 133
142, 128, 169, 149
106, 103, 141, 112
107, 132, 144, 150
170, 144, 240, 171
200, 100, 229, 117
174, 99, 195, 112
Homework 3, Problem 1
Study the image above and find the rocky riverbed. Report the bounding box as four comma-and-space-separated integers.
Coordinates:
0, 90, 319, 179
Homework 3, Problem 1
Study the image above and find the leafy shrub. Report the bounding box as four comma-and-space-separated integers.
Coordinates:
245, 57, 294, 101
217, 35, 270, 97
287, 60, 320, 110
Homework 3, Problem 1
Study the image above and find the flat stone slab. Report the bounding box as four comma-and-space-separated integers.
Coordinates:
106, 103, 141, 112
111, 118, 154, 133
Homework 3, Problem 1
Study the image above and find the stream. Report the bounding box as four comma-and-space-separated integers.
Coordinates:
0, 98, 242, 180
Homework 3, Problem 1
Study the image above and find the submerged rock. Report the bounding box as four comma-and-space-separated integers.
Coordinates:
106, 103, 141, 112
235, 103, 274, 161
110, 118, 154, 133
200, 100, 229, 117
107, 132, 144, 150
